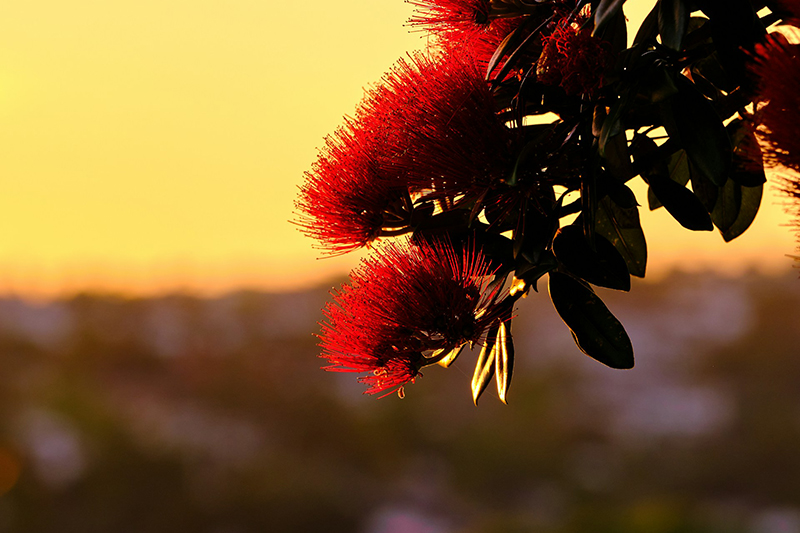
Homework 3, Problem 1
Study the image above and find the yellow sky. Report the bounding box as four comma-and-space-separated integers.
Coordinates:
0, 1, 795, 298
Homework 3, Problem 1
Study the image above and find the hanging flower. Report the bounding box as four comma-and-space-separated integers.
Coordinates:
748, 36, 800, 173
537, 14, 612, 96
407, 0, 493, 37
378, 49, 520, 201
746, 28, 800, 261
296, 47, 517, 253
319, 238, 505, 397
295, 118, 412, 255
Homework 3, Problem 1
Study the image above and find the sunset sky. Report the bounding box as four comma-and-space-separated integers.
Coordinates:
0, 0, 795, 298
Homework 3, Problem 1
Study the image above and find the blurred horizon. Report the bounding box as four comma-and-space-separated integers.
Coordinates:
0, 268, 798, 531
0, 0, 797, 299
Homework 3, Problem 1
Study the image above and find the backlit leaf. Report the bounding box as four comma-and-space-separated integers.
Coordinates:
548, 273, 634, 369
595, 197, 647, 277
553, 225, 631, 291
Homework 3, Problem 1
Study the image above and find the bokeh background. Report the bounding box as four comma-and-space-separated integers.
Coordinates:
0, 1, 799, 531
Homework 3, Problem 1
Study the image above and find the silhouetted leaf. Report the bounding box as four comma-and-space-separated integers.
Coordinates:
637, 66, 679, 103
486, 25, 524, 80
690, 160, 719, 212
548, 272, 634, 369
594, 0, 626, 36
634, 2, 660, 44
553, 225, 631, 291
649, 149, 690, 210
721, 183, 763, 242
664, 75, 732, 187
649, 171, 713, 231
599, 100, 625, 157
659, 0, 689, 50
602, 131, 634, 182
595, 197, 647, 278
710, 177, 741, 234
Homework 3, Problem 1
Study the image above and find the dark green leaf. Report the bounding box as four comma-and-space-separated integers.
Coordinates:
594, 0, 626, 36
691, 52, 735, 93
637, 67, 679, 103
602, 179, 639, 209
689, 160, 719, 212
602, 130, 634, 182
595, 197, 648, 277
634, 2, 660, 44
648, 149, 690, 210
710, 176, 741, 234
490, 19, 548, 84
599, 100, 624, 158
695, 0, 764, 89
494, 322, 514, 404
659, 0, 689, 50
664, 75, 732, 187
648, 171, 714, 231
548, 272, 634, 369
486, 25, 523, 80
553, 225, 631, 291
721, 183, 763, 242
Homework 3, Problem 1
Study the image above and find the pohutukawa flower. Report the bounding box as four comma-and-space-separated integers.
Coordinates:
320, 296, 426, 397
746, 32, 800, 258
407, 0, 493, 37
537, 14, 612, 96
748, 37, 800, 173
319, 238, 506, 397
374, 49, 520, 201
295, 120, 412, 255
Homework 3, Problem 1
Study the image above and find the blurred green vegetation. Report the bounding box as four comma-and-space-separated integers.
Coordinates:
0, 271, 798, 532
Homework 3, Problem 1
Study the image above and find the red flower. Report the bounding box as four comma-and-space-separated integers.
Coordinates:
319, 238, 505, 397
407, 0, 492, 37
375, 50, 519, 201
746, 30, 800, 258
295, 119, 412, 255
748, 37, 800, 173
296, 48, 516, 253
537, 14, 612, 96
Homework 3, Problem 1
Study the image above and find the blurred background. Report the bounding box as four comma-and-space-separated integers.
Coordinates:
1, 1, 800, 532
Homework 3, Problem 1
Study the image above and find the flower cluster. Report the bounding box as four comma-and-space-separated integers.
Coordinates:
295, 121, 410, 255
407, 0, 493, 36
749, 36, 800, 173
300, 0, 785, 402
537, 14, 612, 96
320, 239, 504, 397
296, 47, 518, 254
746, 6, 800, 257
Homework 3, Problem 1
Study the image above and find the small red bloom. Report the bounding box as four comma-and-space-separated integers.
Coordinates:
407, 0, 492, 37
374, 50, 519, 200
297, 48, 516, 253
295, 119, 411, 255
319, 238, 505, 397
747, 31, 800, 256
748, 37, 800, 173
537, 15, 612, 96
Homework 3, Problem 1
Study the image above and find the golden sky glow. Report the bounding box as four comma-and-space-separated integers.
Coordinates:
0, 1, 795, 298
